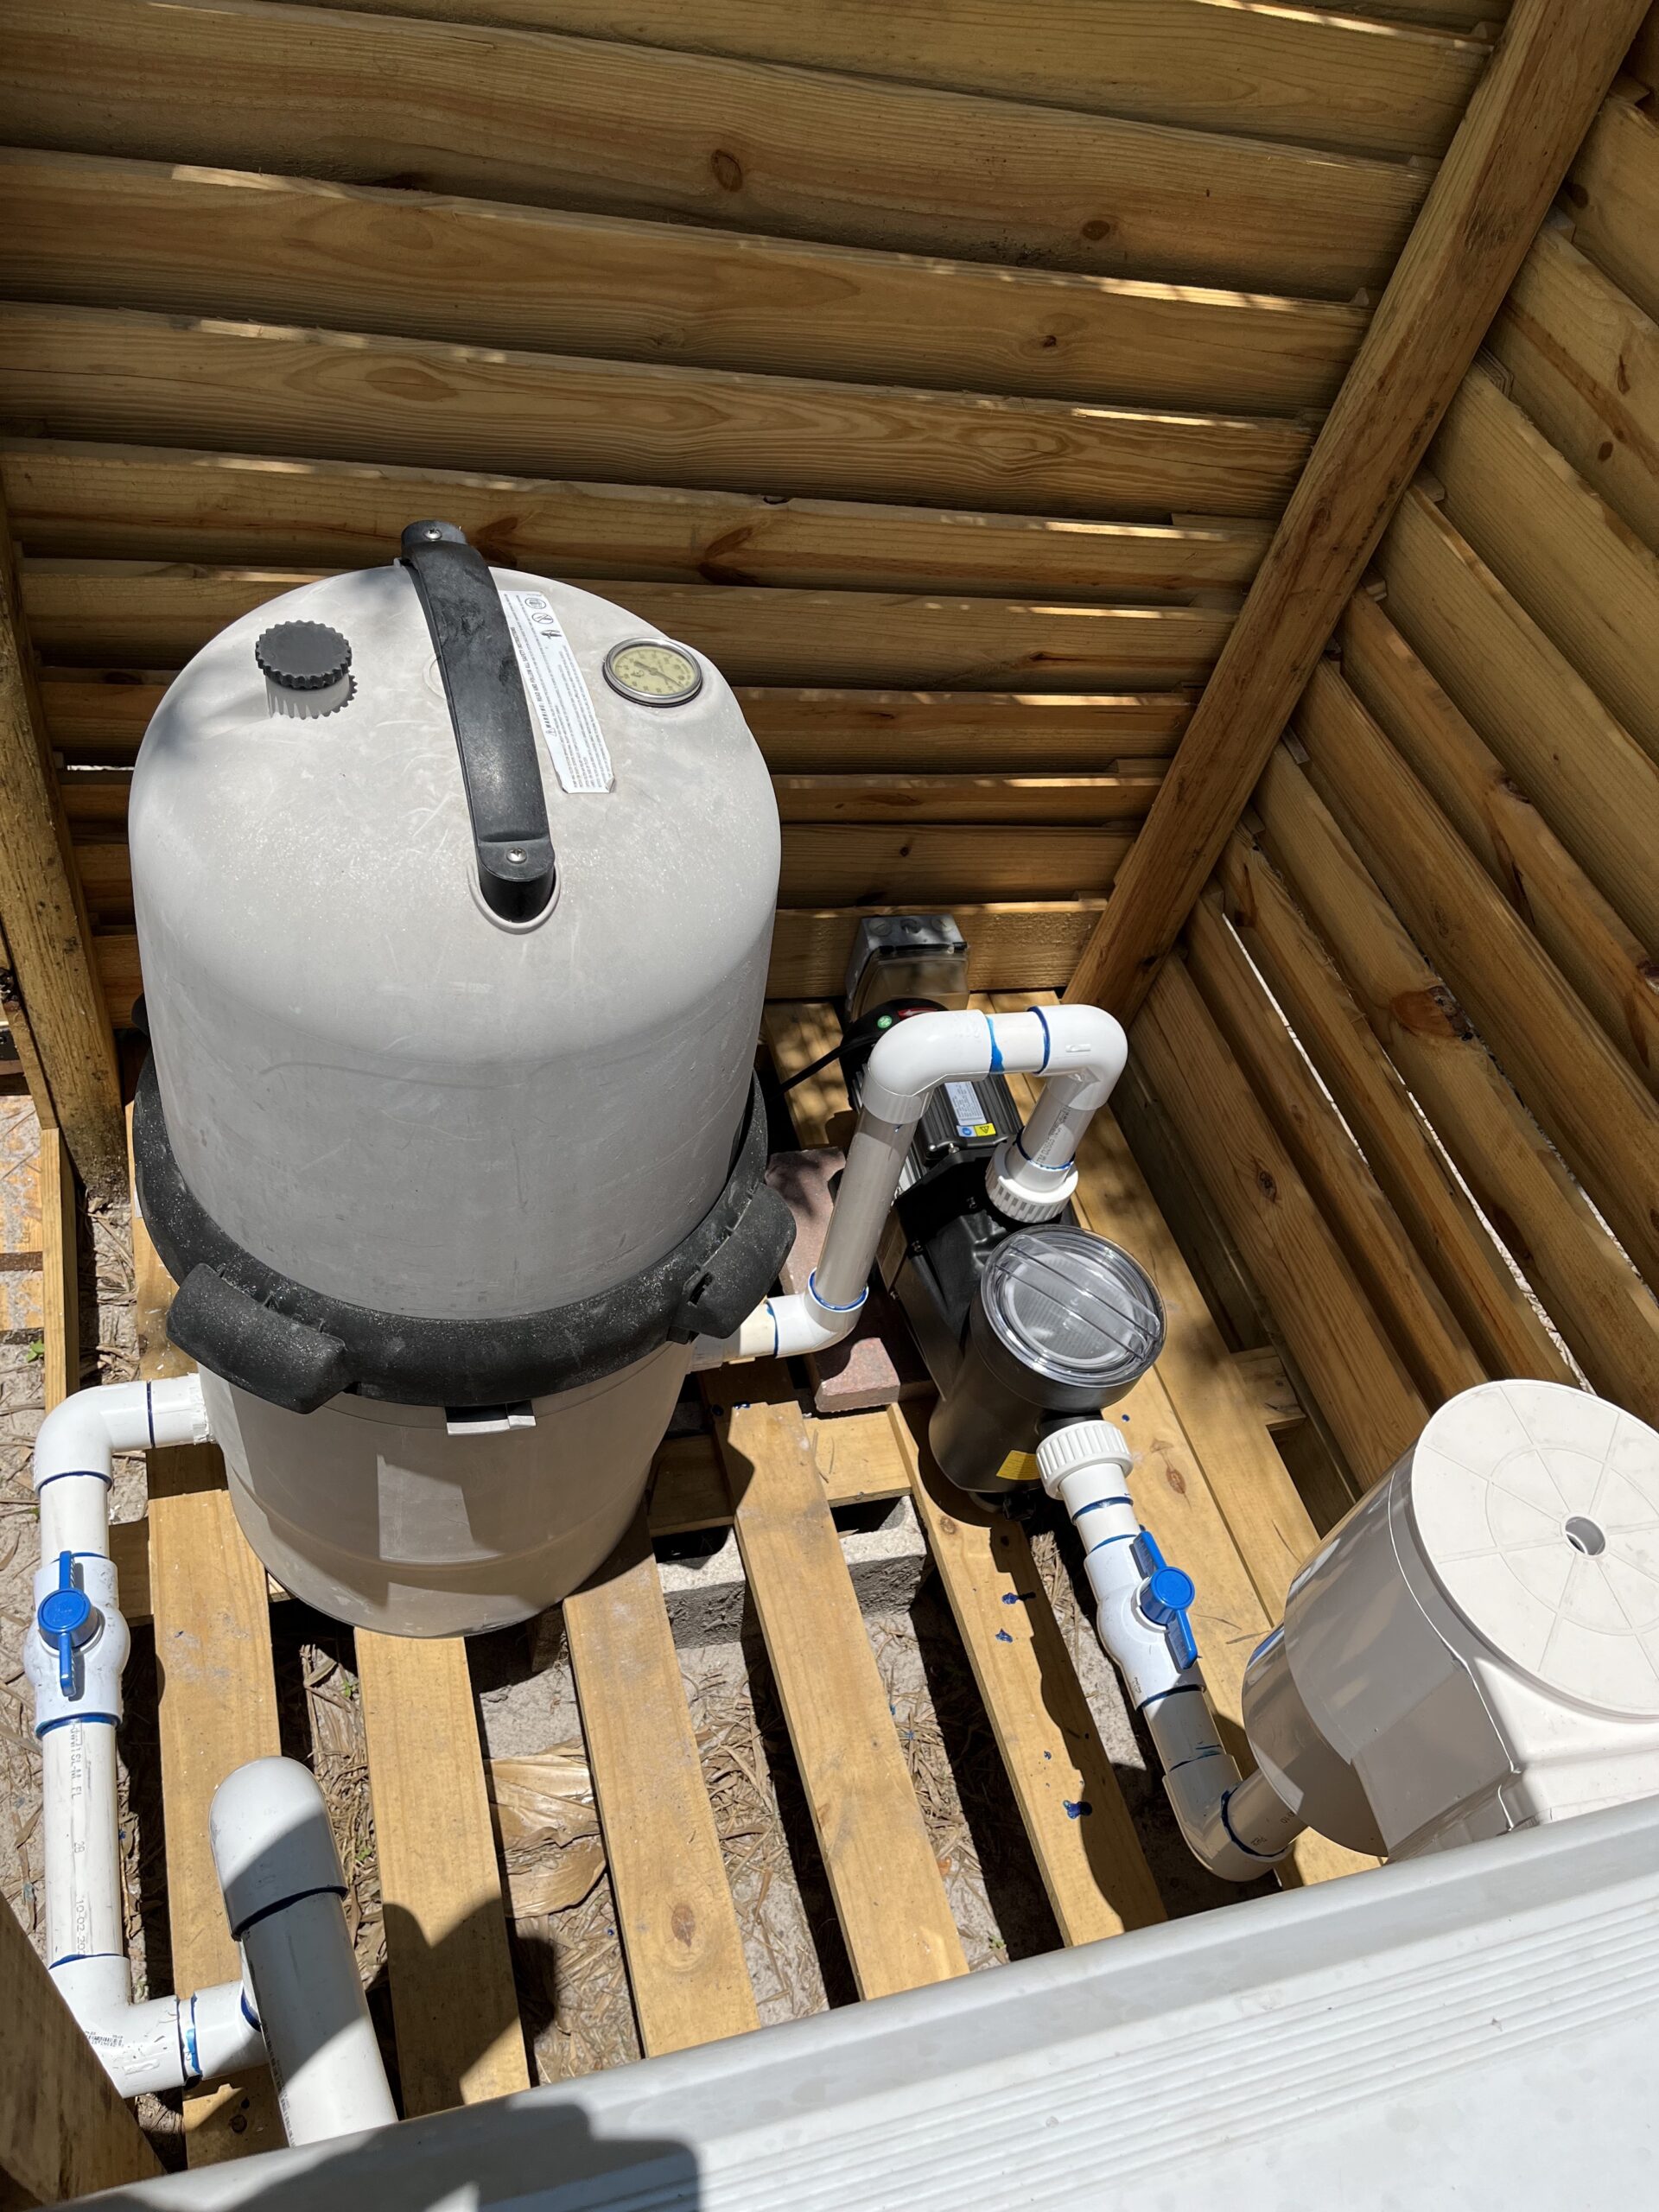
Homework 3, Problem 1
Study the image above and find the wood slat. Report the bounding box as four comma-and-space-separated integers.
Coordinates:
40, 1124, 79, 1408
0, 0, 1428, 298
1185, 886, 1485, 1407
40, 667, 1194, 772
0, 150, 1364, 418
0, 442, 1271, 606
72, 823, 1135, 918
1428, 368, 1659, 766
89, 902, 1114, 1022
0, 484, 123, 1192
0, 306, 1312, 526
129, 1115, 286, 2160
20, 563, 1233, 690
893, 1415, 1166, 1941
1297, 659, 1659, 1300
1063, 0, 1649, 1019
1339, 589, 1659, 1093
1133, 957, 1430, 1484
1489, 222, 1659, 550
0, 1901, 163, 2202
1567, 86, 1659, 329
772, 772, 1160, 824
565, 1514, 760, 2056
714, 1382, 969, 1998
354, 1635, 530, 2113
1376, 482, 1659, 950
1215, 823, 1572, 1384
60, 766, 1159, 834
294, 0, 1486, 160
1254, 745, 1659, 1422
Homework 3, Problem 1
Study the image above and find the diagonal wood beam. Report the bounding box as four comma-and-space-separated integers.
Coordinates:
0, 484, 123, 1191
1065, 0, 1651, 1019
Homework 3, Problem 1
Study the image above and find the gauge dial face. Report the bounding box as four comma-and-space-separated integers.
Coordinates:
603, 639, 702, 706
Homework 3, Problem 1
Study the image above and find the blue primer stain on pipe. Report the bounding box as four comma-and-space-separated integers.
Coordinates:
1063, 1800, 1093, 1820
995, 1628, 1014, 1643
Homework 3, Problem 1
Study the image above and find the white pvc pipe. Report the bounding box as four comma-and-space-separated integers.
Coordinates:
213, 1759, 397, 2145
1036, 1420, 1303, 1885
692, 1005, 1128, 1368
26, 1377, 391, 2136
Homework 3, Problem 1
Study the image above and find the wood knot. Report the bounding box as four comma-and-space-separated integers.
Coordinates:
671, 1902, 697, 1948
710, 148, 745, 191
1080, 218, 1114, 241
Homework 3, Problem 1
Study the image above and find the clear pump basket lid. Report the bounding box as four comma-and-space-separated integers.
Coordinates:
979, 1226, 1165, 1390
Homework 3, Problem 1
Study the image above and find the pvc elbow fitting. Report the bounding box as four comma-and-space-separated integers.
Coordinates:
34, 1374, 212, 1486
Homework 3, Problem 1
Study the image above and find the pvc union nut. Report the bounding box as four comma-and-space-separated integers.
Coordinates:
984, 1137, 1078, 1223
1036, 1420, 1134, 1492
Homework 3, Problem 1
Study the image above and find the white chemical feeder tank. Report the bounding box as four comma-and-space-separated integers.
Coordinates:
130, 521, 791, 1636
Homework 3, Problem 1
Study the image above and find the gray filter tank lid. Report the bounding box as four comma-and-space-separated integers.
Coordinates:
980, 1227, 1166, 1391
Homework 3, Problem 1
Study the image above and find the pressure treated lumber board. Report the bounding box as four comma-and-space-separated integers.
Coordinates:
0, 442, 1272, 607
354, 1634, 530, 2114
1133, 958, 1430, 1485
1214, 824, 1570, 1386
1183, 888, 1484, 1408
0, 150, 1364, 418
712, 1382, 969, 1998
0, 307, 1313, 526
129, 1116, 285, 2162
19, 563, 1236, 690
890, 1411, 1166, 1943
0, 484, 123, 1193
772, 773, 1161, 825
564, 1512, 759, 2056
1376, 483, 1659, 951
1253, 746, 1659, 1425
1427, 368, 1659, 766
1296, 659, 1659, 1300
1064, 0, 1649, 1018
38, 666, 1194, 772
1338, 590, 1659, 1094
1568, 86, 1659, 326
71, 825, 1136, 920
1488, 223, 1659, 551
294, 0, 1486, 160
0, 1897, 163, 2201
89, 903, 1115, 1024
56, 771, 1160, 834
0, 0, 1428, 298
40, 1123, 79, 1408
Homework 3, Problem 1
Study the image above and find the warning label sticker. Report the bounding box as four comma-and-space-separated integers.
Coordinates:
501, 591, 614, 794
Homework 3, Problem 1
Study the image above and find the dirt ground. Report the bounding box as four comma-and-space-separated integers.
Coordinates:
0, 1091, 1254, 2165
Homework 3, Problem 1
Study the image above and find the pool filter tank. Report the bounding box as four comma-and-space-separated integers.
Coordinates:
129, 521, 793, 1637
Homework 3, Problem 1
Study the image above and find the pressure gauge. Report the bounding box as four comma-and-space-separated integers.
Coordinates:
602, 639, 702, 707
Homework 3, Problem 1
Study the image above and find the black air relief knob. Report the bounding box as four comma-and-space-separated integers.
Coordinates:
255, 621, 353, 715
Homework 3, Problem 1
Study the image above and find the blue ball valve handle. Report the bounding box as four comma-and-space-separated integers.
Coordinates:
1131, 1529, 1199, 1674
36, 1550, 101, 1701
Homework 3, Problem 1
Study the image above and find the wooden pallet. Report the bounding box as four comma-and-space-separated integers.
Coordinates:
9, 1003, 1370, 2192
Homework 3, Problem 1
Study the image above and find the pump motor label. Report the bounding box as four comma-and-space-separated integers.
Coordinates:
945, 1078, 995, 1140
501, 590, 614, 794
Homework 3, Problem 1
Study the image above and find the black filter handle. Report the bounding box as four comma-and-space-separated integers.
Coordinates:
399, 518, 557, 922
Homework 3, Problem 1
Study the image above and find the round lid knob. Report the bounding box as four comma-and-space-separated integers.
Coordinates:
255, 621, 353, 692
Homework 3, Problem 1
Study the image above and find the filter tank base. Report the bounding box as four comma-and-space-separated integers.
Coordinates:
199, 1344, 690, 1637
